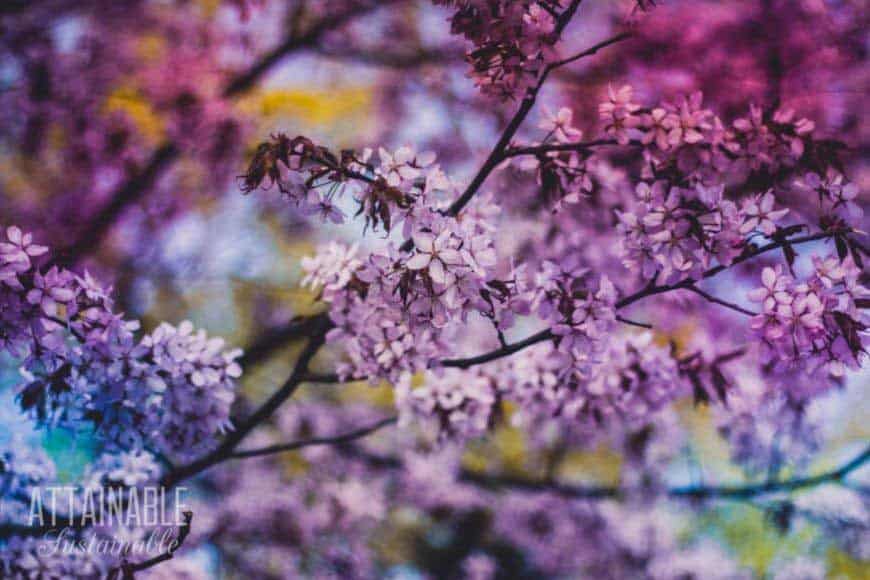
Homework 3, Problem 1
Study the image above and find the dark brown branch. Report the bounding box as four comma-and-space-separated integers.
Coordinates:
549, 32, 634, 69
503, 138, 650, 159
682, 285, 757, 317
441, 329, 553, 369
444, 24, 631, 218
162, 316, 331, 488
239, 311, 331, 370
314, 45, 464, 69
347, 442, 870, 501
51, 143, 180, 267
231, 416, 397, 459
503, 138, 623, 158
222, 1, 402, 98
615, 315, 653, 329
437, 0, 583, 221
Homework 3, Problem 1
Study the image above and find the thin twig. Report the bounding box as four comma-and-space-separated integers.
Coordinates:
443, 28, 630, 219
231, 416, 397, 459
550, 32, 634, 69
682, 285, 757, 317
616, 315, 654, 329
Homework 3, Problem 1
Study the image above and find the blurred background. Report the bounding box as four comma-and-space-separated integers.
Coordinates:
1, 0, 868, 577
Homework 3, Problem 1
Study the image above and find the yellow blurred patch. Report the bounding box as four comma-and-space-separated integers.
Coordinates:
196, 0, 221, 17
827, 547, 869, 579
103, 86, 165, 143
718, 504, 817, 574
134, 34, 167, 62
559, 444, 623, 485
652, 320, 696, 355
463, 420, 527, 475
239, 87, 372, 126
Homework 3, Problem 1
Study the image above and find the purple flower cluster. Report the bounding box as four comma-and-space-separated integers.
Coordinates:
142, 321, 242, 458
300, 183, 506, 382
1, 226, 242, 459
503, 332, 685, 432
748, 258, 867, 377
616, 181, 788, 282
0, 438, 56, 521
396, 368, 497, 443
532, 261, 617, 361
434, 0, 563, 99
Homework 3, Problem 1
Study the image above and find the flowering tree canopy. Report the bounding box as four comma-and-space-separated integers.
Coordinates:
1, 0, 868, 578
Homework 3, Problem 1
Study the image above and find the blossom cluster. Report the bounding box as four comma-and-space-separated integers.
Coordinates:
599, 88, 817, 183
433, 0, 567, 99
315, 208, 502, 382
616, 182, 790, 282
191, 446, 389, 579
0, 536, 109, 579
717, 387, 824, 475
0, 226, 242, 459
748, 258, 867, 377
83, 450, 162, 488
0, 439, 56, 520
532, 260, 617, 361
395, 368, 497, 442
282, 143, 509, 382
503, 332, 685, 433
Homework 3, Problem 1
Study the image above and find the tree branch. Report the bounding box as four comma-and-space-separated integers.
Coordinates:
313, 45, 464, 69
669, 443, 870, 500
503, 138, 624, 158
239, 311, 331, 370
231, 416, 397, 459
347, 443, 870, 501
443, 26, 631, 218
615, 315, 654, 329
51, 143, 180, 267
308, 229, 844, 384
161, 316, 332, 487
682, 285, 757, 317
615, 230, 843, 310
549, 32, 634, 69
222, 0, 402, 98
